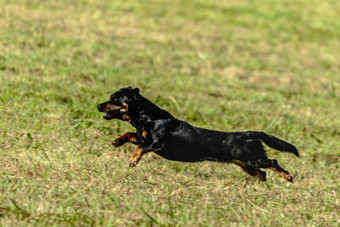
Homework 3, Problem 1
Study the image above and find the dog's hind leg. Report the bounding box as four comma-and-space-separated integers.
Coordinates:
248, 158, 294, 182
269, 159, 294, 182
233, 160, 266, 182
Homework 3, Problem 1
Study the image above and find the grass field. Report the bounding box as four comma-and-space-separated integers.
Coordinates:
0, 0, 339, 226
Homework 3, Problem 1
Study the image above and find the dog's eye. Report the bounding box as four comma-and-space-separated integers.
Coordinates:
111, 98, 118, 103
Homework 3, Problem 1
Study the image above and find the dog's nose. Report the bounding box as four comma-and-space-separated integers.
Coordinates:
97, 104, 101, 110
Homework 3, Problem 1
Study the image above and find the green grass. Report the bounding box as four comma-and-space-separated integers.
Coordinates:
0, 0, 339, 226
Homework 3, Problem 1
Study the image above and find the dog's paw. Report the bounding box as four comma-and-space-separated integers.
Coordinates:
129, 156, 140, 167
285, 174, 294, 182
112, 138, 124, 147
129, 160, 138, 167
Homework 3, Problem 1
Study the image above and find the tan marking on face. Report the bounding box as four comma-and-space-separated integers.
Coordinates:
119, 103, 130, 121
104, 101, 130, 121
120, 103, 129, 113
142, 130, 148, 138
105, 102, 121, 111
121, 114, 131, 122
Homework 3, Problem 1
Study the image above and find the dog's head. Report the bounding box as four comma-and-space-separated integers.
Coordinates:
97, 86, 139, 121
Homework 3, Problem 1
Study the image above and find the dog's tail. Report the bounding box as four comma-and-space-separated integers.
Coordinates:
244, 131, 299, 157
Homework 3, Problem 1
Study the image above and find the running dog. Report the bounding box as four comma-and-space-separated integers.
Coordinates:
97, 87, 299, 182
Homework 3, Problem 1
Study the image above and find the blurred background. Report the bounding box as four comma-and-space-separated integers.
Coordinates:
0, 0, 339, 225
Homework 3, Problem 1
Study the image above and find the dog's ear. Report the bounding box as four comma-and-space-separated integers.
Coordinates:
132, 88, 140, 99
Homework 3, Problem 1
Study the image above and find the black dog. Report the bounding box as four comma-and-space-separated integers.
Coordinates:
97, 87, 299, 182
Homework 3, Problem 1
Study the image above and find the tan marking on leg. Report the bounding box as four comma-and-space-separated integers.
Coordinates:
129, 147, 143, 167
233, 160, 266, 182
112, 132, 138, 147
270, 167, 294, 182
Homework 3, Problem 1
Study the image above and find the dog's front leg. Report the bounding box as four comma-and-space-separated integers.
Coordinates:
129, 145, 162, 167
112, 132, 141, 147
129, 147, 144, 167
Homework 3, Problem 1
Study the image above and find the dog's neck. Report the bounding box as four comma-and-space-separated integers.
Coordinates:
129, 95, 173, 130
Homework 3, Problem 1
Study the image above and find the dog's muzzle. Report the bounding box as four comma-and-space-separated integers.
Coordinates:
97, 102, 123, 120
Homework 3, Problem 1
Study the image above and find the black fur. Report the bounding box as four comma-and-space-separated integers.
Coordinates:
97, 87, 299, 182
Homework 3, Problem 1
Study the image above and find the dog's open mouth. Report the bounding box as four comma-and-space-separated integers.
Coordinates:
103, 112, 110, 119
103, 111, 121, 120
98, 102, 128, 120
103, 112, 114, 120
